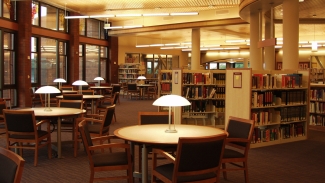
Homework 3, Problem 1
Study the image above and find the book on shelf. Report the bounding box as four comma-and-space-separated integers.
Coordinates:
209, 88, 216, 98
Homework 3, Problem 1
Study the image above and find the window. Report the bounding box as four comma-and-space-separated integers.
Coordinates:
32, 2, 67, 32
31, 37, 38, 83
3, 31, 16, 106
40, 37, 57, 85
79, 44, 107, 82
2, 0, 16, 20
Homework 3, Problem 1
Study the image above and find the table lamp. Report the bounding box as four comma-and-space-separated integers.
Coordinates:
153, 94, 190, 133
137, 76, 146, 85
35, 86, 61, 111
72, 80, 88, 94
94, 77, 104, 86
53, 78, 66, 89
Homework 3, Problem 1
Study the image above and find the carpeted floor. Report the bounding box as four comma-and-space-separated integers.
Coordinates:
0, 96, 325, 183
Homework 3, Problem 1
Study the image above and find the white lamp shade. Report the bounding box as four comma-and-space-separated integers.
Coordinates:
94, 77, 104, 81
35, 86, 61, 94
137, 76, 146, 80
72, 80, 88, 86
53, 78, 66, 83
153, 94, 191, 107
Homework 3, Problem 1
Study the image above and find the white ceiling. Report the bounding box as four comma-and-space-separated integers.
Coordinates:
42, 0, 325, 49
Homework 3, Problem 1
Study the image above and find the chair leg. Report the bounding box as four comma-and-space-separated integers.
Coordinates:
48, 138, 52, 159
222, 163, 227, 180
89, 169, 94, 183
113, 111, 117, 123
34, 146, 38, 166
243, 162, 249, 183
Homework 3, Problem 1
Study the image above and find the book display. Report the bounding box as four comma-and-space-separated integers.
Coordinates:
310, 68, 324, 84
226, 69, 309, 148
157, 69, 226, 128
118, 63, 140, 83
181, 70, 226, 128
309, 83, 325, 132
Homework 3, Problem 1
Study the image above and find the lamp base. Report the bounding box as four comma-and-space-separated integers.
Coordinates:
165, 129, 177, 133
44, 108, 52, 112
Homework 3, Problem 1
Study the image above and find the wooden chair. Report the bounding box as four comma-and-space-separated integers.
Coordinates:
78, 119, 133, 183
151, 134, 227, 183
61, 86, 74, 91
81, 90, 94, 113
74, 105, 115, 157
3, 109, 52, 166
126, 83, 140, 100
30, 87, 42, 107
0, 147, 25, 183
0, 100, 7, 135
97, 92, 119, 123
121, 82, 128, 98
108, 84, 121, 104
57, 99, 84, 133
146, 86, 156, 99
82, 90, 94, 95
137, 112, 175, 174
220, 116, 255, 183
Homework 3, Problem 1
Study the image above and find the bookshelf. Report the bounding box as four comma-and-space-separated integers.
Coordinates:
226, 69, 310, 148
310, 68, 324, 84
309, 83, 325, 132
118, 63, 140, 83
181, 70, 226, 128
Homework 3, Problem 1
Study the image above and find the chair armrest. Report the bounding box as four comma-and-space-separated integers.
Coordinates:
152, 148, 175, 162
88, 143, 130, 151
83, 118, 103, 124
36, 119, 50, 126
91, 135, 128, 144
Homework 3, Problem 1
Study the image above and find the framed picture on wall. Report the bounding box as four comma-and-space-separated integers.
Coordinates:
299, 62, 310, 70
276, 62, 282, 70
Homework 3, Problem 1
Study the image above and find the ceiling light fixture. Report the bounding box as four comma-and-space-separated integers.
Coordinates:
64, 15, 89, 19
143, 13, 169, 16
170, 12, 199, 16
115, 14, 142, 17
89, 15, 115, 18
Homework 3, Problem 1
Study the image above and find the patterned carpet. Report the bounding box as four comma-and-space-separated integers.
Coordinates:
0, 96, 325, 183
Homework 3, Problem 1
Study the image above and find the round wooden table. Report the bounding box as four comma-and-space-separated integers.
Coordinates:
16, 107, 85, 158
136, 84, 153, 99
114, 124, 227, 183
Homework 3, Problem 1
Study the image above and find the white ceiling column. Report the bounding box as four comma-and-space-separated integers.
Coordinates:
249, 11, 263, 70
282, 0, 299, 70
191, 28, 200, 70
264, 8, 275, 70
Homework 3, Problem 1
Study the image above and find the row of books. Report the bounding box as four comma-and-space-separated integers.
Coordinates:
160, 83, 172, 92
119, 64, 139, 68
251, 110, 272, 125
252, 90, 306, 107
310, 89, 325, 101
183, 86, 225, 99
252, 73, 303, 89
309, 101, 325, 114
161, 73, 172, 81
182, 73, 210, 84
251, 123, 305, 143
212, 73, 226, 85
278, 106, 306, 122
118, 74, 139, 79
309, 114, 325, 126
182, 100, 225, 113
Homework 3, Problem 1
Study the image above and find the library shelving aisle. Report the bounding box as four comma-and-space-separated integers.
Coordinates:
181, 70, 226, 128
309, 83, 325, 132
225, 69, 309, 148
118, 63, 140, 83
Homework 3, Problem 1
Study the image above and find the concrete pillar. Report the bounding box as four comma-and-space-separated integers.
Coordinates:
282, 0, 299, 70
264, 9, 275, 70
249, 12, 263, 69
191, 28, 200, 70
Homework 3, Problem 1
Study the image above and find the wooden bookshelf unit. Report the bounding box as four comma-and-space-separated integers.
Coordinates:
226, 69, 309, 148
